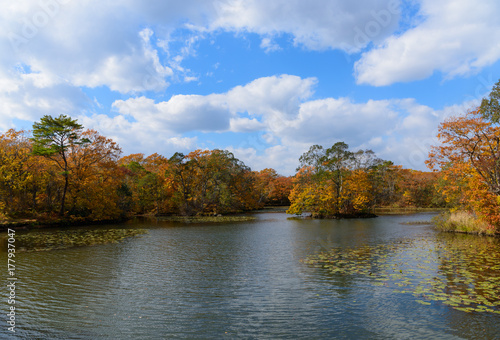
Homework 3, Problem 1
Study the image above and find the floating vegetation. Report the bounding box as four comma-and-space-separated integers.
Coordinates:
302, 235, 500, 314
400, 221, 433, 225
11, 229, 148, 252
157, 215, 256, 223
374, 207, 444, 215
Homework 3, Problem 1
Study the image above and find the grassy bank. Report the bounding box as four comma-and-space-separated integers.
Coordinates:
433, 211, 497, 236
0, 218, 37, 229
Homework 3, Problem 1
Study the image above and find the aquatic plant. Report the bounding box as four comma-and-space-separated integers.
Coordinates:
156, 215, 256, 223
303, 235, 500, 314
13, 228, 147, 252
400, 221, 433, 225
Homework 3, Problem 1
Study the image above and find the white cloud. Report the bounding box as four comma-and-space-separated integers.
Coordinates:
260, 37, 281, 53
112, 94, 231, 132
78, 112, 198, 156
271, 98, 398, 145
0, 0, 400, 99
2, 0, 496, 175
355, 0, 500, 86
227, 145, 303, 175
226, 75, 316, 117
209, 0, 400, 52
166, 136, 198, 150
106, 74, 315, 140
70, 28, 173, 93
0, 66, 89, 129
0, 1, 201, 95
229, 117, 265, 132
96, 74, 460, 174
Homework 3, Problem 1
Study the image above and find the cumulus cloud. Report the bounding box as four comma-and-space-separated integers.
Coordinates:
209, 0, 400, 52
273, 98, 398, 144
78, 111, 199, 156
227, 144, 304, 176
229, 118, 265, 132
260, 37, 281, 53
0, 0, 203, 95
95, 74, 460, 174
107, 74, 315, 134
225, 75, 316, 117
70, 28, 173, 93
0, 67, 89, 130
113, 95, 231, 132
1, 0, 499, 98
355, 0, 500, 86
0, 0, 401, 101
2, 0, 497, 175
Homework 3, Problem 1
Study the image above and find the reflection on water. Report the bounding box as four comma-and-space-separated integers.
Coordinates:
1, 213, 499, 339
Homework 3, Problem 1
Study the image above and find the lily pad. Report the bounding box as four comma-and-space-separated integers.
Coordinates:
303, 233, 500, 313
9, 228, 148, 252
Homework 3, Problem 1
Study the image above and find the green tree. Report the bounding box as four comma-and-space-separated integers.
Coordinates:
31, 114, 90, 215
297, 144, 326, 172
480, 79, 500, 123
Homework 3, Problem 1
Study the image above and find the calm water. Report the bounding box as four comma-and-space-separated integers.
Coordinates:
1, 212, 500, 339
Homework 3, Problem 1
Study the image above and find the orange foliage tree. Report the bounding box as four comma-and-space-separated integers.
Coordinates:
0, 129, 39, 216
427, 108, 500, 230
254, 168, 292, 206
1, 125, 126, 221
397, 169, 445, 208
287, 143, 382, 217
119, 153, 174, 215
65, 129, 123, 220
167, 149, 260, 215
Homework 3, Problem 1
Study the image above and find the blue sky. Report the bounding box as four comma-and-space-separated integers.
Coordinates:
2, 0, 500, 175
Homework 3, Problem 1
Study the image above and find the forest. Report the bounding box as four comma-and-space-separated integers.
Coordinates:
1, 80, 500, 235
0, 115, 444, 222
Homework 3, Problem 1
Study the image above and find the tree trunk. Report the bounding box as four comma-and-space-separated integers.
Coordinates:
60, 173, 68, 216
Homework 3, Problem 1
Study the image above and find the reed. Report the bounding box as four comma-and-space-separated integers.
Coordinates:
433, 211, 496, 235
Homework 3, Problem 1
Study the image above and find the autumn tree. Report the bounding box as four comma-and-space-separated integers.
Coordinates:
428, 108, 500, 195
1, 126, 126, 221
369, 161, 401, 207
397, 169, 444, 208
118, 153, 146, 214
427, 105, 500, 230
254, 168, 292, 206
66, 129, 123, 220
0, 130, 38, 216
288, 143, 383, 217
31, 115, 90, 215
167, 150, 259, 215
167, 152, 199, 215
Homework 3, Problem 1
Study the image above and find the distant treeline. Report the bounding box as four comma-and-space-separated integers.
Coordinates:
0, 115, 446, 223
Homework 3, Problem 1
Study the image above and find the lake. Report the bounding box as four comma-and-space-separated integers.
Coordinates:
1, 212, 500, 339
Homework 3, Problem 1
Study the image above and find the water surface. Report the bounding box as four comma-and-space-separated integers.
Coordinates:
2, 212, 499, 339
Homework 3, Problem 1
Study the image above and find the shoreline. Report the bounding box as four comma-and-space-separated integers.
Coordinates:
0, 205, 293, 231
3, 208, 498, 238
